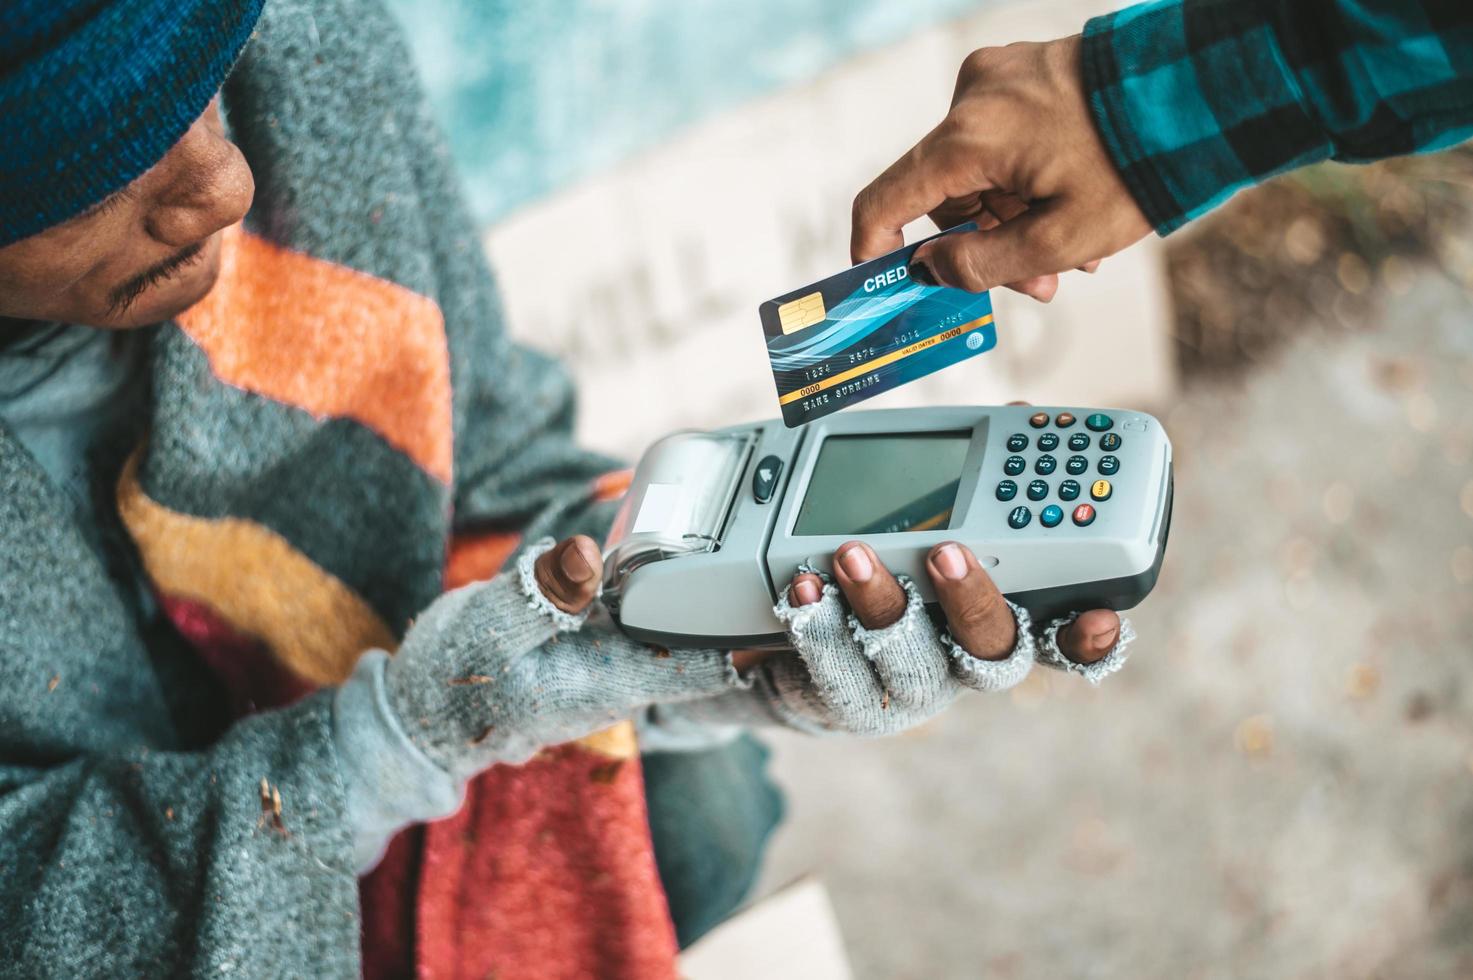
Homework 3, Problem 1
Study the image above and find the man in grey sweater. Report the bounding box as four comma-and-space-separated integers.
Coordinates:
0, 0, 1129, 975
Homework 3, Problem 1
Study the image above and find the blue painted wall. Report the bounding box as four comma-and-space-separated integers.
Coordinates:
385, 0, 993, 222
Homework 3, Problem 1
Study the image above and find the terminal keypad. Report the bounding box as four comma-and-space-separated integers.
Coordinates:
1001, 409, 1122, 530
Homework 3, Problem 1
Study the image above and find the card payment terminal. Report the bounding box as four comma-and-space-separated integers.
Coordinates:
602, 405, 1173, 648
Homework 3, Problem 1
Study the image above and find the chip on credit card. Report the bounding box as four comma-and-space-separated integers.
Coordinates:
759, 224, 996, 427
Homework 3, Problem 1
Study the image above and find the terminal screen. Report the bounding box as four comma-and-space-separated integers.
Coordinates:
792, 432, 970, 536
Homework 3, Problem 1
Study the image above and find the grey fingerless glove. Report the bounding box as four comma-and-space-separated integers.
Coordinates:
645, 572, 1036, 741
382, 539, 745, 784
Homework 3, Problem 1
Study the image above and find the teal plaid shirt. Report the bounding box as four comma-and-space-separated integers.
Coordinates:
1082, 0, 1473, 234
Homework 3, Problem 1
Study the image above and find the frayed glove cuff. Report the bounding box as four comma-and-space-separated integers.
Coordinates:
1036, 613, 1136, 685
943, 599, 1036, 692
516, 536, 596, 633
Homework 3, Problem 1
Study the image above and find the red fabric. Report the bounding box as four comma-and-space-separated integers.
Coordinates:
157, 595, 314, 715
417, 750, 678, 980
360, 827, 424, 980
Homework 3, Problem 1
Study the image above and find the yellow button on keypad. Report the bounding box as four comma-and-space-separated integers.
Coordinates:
1091, 479, 1112, 501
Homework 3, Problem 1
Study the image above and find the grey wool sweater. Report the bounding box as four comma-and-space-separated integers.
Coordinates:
0, 0, 631, 975
0, 1, 1135, 974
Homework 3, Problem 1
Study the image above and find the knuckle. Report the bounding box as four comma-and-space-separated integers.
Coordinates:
957, 47, 999, 83
944, 99, 990, 134
1024, 221, 1069, 264
952, 591, 1010, 637
932, 110, 967, 144
857, 587, 907, 629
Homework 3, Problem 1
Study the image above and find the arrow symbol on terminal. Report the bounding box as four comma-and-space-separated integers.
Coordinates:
759, 468, 773, 482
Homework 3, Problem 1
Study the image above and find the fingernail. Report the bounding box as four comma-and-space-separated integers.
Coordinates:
838, 545, 873, 583
933, 543, 968, 581
909, 260, 938, 287
559, 541, 594, 583
1092, 628, 1118, 651
794, 578, 821, 605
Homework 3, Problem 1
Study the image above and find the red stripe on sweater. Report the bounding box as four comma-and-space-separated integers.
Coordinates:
156, 595, 315, 714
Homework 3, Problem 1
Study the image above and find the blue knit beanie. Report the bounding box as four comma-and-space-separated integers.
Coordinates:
0, 0, 266, 248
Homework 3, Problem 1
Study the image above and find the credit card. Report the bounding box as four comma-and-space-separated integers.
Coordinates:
759, 224, 996, 427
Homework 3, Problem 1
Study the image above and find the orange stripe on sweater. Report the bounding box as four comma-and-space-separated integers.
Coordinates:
177, 225, 454, 484
119, 453, 395, 686
444, 530, 522, 590
592, 468, 634, 502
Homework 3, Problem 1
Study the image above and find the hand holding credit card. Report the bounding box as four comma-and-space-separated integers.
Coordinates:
760, 224, 996, 427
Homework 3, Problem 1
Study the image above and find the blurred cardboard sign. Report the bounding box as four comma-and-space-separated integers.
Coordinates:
677, 876, 851, 980
485, 0, 1175, 460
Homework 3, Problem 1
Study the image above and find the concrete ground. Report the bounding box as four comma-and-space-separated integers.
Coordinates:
754, 264, 1473, 979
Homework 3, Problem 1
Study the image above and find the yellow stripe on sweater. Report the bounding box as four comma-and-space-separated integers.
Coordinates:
118, 452, 396, 686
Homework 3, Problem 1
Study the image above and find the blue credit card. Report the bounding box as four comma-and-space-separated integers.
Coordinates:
759, 224, 997, 427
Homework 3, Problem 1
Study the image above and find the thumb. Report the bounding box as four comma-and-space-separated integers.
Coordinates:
910, 207, 1068, 293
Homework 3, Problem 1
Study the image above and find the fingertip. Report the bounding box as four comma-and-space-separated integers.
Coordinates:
835, 541, 875, 584
1076, 608, 1121, 636
926, 541, 971, 582
1005, 274, 1058, 303
1060, 609, 1121, 663
557, 536, 599, 586
906, 241, 941, 287
790, 573, 823, 606
577, 537, 604, 587
909, 258, 939, 287
534, 536, 602, 614
853, 239, 900, 265
850, 208, 904, 266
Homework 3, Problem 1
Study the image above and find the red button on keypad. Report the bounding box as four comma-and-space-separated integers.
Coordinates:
1072, 504, 1096, 526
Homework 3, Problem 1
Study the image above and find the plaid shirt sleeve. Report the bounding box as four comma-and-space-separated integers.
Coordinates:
1082, 0, 1473, 234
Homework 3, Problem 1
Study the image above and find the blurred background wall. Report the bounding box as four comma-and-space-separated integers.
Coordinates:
387, 2, 1473, 977
388, 0, 1174, 458
387, 0, 993, 225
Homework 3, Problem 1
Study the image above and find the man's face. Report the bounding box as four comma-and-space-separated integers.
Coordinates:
0, 99, 253, 329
